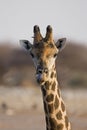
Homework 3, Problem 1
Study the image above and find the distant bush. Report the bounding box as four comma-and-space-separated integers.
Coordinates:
68, 73, 87, 88
0, 42, 87, 88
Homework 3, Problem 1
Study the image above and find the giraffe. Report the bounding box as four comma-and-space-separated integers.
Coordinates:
20, 25, 71, 130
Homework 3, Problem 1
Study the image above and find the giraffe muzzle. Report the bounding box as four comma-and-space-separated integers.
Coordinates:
36, 67, 48, 74
36, 67, 48, 83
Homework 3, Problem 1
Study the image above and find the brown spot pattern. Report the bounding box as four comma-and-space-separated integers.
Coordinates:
56, 110, 62, 120
57, 123, 63, 130
54, 96, 59, 109
51, 72, 54, 78
48, 103, 54, 113
61, 101, 65, 112
46, 94, 54, 102
45, 81, 50, 90
49, 117, 57, 128
52, 81, 56, 91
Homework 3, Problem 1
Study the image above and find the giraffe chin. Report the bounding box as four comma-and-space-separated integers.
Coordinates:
36, 74, 45, 84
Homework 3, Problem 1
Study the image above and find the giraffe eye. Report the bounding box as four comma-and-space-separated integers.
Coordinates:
54, 53, 57, 58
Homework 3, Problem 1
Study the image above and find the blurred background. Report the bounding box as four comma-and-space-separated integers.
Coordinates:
0, 0, 87, 130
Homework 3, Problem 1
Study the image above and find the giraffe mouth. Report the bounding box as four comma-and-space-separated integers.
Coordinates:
36, 73, 45, 84
36, 67, 48, 84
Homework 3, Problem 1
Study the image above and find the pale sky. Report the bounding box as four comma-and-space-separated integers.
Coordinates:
0, 0, 87, 46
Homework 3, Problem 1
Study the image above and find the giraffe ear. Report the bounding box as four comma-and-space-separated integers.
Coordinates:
20, 40, 32, 50
56, 38, 66, 51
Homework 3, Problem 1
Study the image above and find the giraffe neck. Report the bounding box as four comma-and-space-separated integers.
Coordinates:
40, 67, 71, 130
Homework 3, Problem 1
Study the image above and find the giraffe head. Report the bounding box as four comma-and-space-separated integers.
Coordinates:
20, 25, 66, 84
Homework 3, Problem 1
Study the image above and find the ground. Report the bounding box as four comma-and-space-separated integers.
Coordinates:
0, 87, 87, 130
0, 109, 87, 130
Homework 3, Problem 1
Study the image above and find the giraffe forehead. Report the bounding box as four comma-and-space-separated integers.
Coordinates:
32, 42, 58, 56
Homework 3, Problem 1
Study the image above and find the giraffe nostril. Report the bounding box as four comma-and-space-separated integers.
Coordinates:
38, 69, 43, 74
37, 66, 48, 74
